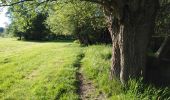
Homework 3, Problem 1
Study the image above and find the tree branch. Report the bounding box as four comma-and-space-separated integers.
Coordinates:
0, 0, 55, 7
0, 0, 33, 7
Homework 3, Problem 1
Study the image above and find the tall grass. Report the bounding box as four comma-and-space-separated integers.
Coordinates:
81, 44, 170, 99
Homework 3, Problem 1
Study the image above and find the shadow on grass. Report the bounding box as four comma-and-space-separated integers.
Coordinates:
19, 39, 75, 43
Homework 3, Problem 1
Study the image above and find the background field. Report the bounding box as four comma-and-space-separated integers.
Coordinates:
0, 38, 82, 99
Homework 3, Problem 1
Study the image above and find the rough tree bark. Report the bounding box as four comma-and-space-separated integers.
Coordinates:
105, 14, 121, 79
103, 0, 159, 84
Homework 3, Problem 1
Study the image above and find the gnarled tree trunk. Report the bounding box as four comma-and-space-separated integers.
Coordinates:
104, 0, 159, 84
106, 14, 121, 79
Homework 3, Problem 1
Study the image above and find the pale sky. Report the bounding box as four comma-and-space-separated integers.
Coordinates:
0, 7, 10, 28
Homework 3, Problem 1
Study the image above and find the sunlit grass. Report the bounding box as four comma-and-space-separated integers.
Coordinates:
0, 38, 80, 99
0, 38, 169, 100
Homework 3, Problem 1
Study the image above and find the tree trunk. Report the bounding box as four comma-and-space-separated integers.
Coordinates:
105, 0, 159, 84
119, 21, 150, 83
106, 14, 121, 79
155, 36, 170, 59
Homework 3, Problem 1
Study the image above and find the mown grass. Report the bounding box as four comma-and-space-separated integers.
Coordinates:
0, 38, 81, 99
0, 38, 169, 100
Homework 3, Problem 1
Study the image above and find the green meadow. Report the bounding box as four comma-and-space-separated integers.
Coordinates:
0, 38, 82, 99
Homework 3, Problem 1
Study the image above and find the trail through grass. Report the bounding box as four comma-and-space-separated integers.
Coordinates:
81, 45, 170, 100
0, 38, 169, 100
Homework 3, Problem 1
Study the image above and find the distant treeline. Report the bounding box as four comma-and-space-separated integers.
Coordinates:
4, 1, 111, 45
4, 0, 170, 45
0, 27, 4, 33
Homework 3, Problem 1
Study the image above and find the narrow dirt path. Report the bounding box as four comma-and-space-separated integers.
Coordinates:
76, 53, 106, 100
77, 72, 95, 99
77, 71, 106, 100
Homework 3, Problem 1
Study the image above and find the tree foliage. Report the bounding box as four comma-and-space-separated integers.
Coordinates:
155, 0, 170, 36
46, 0, 111, 44
6, 1, 50, 40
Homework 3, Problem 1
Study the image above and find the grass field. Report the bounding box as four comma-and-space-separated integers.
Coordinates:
0, 38, 169, 100
0, 38, 82, 99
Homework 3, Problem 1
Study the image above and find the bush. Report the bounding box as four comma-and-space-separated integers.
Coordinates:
75, 27, 111, 45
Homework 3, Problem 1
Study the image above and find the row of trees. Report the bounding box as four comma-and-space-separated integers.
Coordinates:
5, 0, 111, 43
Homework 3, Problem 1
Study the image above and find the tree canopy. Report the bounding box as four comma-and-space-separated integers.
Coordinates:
46, 0, 106, 35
